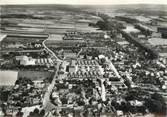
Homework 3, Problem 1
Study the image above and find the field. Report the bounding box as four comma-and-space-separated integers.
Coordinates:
18, 70, 54, 81
2, 36, 46, 44
0, 70, 18, 86
1, 6, 101, 35
148, 38, 167, 46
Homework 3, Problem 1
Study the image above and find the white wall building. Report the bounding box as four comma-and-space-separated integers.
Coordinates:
16, 56, 36, 66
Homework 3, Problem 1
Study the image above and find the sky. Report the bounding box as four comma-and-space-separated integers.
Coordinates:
0, 0, 167, 5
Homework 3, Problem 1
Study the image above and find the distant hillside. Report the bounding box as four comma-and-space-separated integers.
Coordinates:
0, 4, 167, 16
80, 4, 167, 16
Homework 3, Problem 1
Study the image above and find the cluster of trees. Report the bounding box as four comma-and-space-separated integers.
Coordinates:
27, 108, 45, 117
96, 20, 111, 31
2, 52, 19, 59
115, 16, 139, 24
83, 48, 100, 59
28, 51, 50, 58
89, 13, 115, 31
145, 93, 167, 115
15, 77, 34, 86
125, 88, 167, 115
15, 108, 23, 117
1, 61, 17, 70
88, 22, 98, 27
0, 87, 10, 102
134, 24, 153, 37
110, 99, 147, 115
95, 13, 125, 31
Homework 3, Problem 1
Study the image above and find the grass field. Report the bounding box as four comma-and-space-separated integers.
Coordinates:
18, 70, 54, 81
0, 70, 18, 86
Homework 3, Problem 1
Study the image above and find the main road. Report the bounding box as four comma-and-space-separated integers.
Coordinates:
42, 62, 61, 112
42, 34, 62, 112
42, 34, 62, 62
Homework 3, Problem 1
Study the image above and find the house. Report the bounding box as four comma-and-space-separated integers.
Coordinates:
16, 56, 35, 66
35, 58, 54, 66
67, 60, 77, 73
20, 58, 35, 66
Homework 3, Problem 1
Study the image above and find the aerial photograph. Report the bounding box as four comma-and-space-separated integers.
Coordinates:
0, 0, 167, 117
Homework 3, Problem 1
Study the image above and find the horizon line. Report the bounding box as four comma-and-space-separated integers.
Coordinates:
1, 3, 167, 6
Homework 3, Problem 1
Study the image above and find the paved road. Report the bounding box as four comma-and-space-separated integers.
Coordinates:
106, 58, 121, 79
42, 35, 62, 112
100, 79, 106, 101
42, 63, 60, 112
77, 48, 83, 57
42, 35, 62, 62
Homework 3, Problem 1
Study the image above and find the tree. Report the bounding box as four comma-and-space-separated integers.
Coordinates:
34, 108, 39, 114
145, 93, 167, 115
16, 108, 23, 117
39, 109, 45, 117
96, 21, 108, 30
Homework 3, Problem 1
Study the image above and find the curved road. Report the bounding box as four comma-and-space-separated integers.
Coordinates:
42, 35, 62, 62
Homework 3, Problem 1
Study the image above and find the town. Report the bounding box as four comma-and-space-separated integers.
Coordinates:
0, 4, 167, 117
